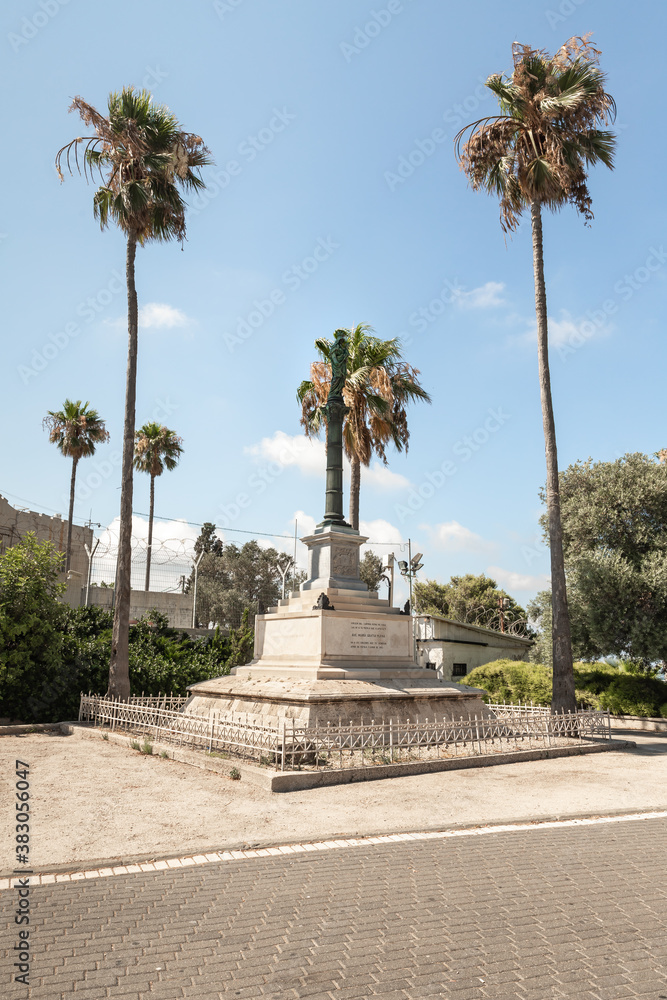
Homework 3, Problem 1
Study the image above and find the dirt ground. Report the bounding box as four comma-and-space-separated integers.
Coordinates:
1, 727, 665, 872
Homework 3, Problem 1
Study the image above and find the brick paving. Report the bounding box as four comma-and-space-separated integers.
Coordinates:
2, 817, 667, 999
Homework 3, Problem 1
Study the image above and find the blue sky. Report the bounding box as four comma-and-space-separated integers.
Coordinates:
1, 0, 665, 606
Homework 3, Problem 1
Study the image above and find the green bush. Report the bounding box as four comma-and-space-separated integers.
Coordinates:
464, 660, 552, 705
465, 658, 667, 717
598, 674, 667, 718
0, 542, 255, 722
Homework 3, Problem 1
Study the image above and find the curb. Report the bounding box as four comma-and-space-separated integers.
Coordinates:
609, 715, 667, 732
2, 809, 666, 888
60, 722, 635, 792
0, 723, 65, 736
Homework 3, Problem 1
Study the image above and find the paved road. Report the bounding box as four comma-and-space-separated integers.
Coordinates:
3, 817, 667, 1000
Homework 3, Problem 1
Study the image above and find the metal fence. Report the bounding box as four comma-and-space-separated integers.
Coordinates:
78, 695, 612, 772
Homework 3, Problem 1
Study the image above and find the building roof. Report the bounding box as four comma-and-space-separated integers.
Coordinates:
416, 611, 533, 647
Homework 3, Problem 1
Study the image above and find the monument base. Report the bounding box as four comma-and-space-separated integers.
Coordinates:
184, 674, 487, 727
185, 527, 488, 726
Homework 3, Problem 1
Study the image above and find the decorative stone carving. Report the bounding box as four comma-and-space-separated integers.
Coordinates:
331, 546, 358, 578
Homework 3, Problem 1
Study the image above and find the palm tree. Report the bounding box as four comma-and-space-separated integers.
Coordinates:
455, 35, 615, 713
43, 400, 109, 574
57, 87, 210, 699
133, 423, 183, 591
298, 325, 431, 529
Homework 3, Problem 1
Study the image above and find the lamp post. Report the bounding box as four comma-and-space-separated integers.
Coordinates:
398, 542, 424, 662
499, 596, 511, 633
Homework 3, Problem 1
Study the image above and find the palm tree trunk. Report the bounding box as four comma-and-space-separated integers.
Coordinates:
531, 201, 575, 714
109, 232, 138, 700
65, 457, 78, 574
349, 456, 361, 530
145, 474, 155, 592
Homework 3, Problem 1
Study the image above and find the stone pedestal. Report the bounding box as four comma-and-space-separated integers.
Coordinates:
186, 526, 487, 725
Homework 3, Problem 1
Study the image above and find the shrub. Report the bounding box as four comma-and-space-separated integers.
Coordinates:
464, 660, 552, 705
465, 658, 667, 717
0, 535, 67, 721
1, 587, 254, 722
598, 674, 667, 718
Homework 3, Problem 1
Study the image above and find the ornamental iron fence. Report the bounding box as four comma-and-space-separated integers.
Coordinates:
78, 694, 612, 772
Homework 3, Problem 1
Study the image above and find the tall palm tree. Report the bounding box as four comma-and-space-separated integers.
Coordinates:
133, 422, 183, 591
298, 325, 431, 529
43, 400, 109, 574
57, 87, 210, 699
455, 35, 615, 712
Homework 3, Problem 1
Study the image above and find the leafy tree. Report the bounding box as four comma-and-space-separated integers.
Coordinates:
133, 422, 183, 591
57, 87, 210, 701
195, 541, 283, 628
0, 535, 66, 720
456, 35, 616, 712
298, 325, 431, 529
539, 453, 667, 667
195, 522, 224, 559
359, 551, 388, 593
43, 400, 109, 573
527, 589, 553, 666
414, 573, 531, 636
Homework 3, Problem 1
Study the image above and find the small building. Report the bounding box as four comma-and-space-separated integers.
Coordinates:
416, 613, 532, 681
0, 493, 93, 607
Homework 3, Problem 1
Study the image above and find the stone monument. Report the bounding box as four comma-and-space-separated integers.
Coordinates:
186, 330, 485, 724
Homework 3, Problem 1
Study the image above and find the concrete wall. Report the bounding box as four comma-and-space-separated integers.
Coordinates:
416, 614, 531, 682
86, 587, 195, 629
0, 494, 93, 607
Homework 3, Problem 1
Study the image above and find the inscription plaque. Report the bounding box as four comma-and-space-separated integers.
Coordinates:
349, 620, 389, 651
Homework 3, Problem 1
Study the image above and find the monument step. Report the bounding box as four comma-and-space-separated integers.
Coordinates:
269, 599, 402, 616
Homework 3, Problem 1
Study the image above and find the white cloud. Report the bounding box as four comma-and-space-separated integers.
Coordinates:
487, 565, 550, 593
515, 309, 612, 349
361, 463, 410, 490
245, 431, 410, 489
105, 302, 194, 334
139, 303, 192, 330
246, 431, 324, 476
421, 520, 495, 554
454, 281, 506, 309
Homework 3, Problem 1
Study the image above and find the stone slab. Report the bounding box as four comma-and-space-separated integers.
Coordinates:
185, 675, 487, 726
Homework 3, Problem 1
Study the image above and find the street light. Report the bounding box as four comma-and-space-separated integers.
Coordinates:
499, 596, 511, 633
398, 542, 425, 662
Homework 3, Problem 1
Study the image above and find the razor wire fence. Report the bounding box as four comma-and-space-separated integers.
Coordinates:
81, 523, 307, 630
78, 694, 612, 772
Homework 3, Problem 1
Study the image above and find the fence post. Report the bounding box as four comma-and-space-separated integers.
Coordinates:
281, 721, 285, 772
